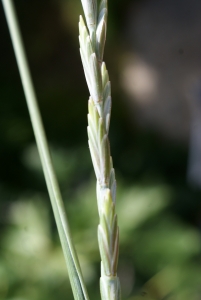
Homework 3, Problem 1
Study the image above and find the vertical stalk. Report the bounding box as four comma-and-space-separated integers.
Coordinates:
2, 1, 89, 300
79, 1, 121, 299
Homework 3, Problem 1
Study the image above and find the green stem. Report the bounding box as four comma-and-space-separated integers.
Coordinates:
1, 1, 89, 300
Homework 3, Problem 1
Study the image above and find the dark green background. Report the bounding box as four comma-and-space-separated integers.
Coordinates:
0, 1, 201, 299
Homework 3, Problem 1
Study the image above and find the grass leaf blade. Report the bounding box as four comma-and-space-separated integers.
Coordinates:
1, 1, 89, 300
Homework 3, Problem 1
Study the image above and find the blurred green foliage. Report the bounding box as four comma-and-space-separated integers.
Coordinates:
1, 1, 201, 300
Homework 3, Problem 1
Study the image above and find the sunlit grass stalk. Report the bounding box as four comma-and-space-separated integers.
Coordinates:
79, 1, 121, 299
1, 1, 89, 300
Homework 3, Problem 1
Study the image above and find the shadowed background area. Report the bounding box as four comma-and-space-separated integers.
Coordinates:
0, 0, 201, 299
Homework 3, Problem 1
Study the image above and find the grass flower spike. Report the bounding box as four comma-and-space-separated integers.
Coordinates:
79, 1, 121, 300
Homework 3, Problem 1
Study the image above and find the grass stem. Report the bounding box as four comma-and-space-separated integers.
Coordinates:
1, 1, 89, 299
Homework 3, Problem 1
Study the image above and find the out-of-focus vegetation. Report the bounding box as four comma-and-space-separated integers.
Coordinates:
0, 1, 201, 300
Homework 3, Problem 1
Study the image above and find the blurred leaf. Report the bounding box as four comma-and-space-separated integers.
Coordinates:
117, 185, 171, 237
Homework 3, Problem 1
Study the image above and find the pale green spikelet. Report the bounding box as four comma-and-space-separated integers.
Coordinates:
96, 3, 107, 62
80, 0, 97, 35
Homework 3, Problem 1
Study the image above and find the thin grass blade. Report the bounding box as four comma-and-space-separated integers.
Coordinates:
1, 1, 89, 300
